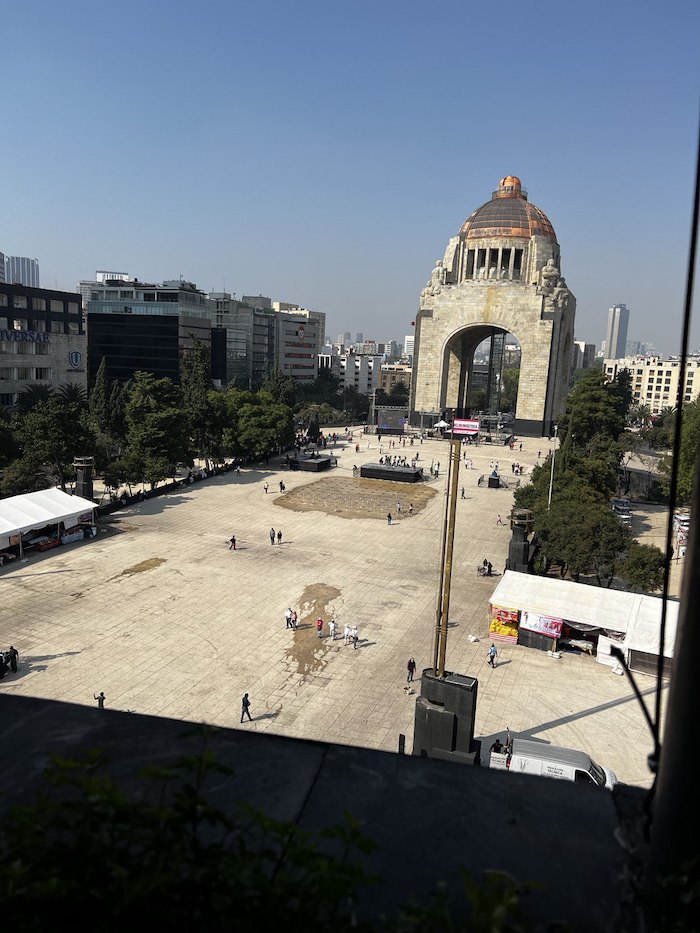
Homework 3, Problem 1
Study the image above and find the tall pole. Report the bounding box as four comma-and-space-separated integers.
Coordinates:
432, 437, 461, 678
547, 425, 558, 510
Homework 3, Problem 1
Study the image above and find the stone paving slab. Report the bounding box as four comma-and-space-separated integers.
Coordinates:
0, 431, 666, 789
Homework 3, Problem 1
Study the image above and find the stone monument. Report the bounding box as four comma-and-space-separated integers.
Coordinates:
410, 176, 576, 437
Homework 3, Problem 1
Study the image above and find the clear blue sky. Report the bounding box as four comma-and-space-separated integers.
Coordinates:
3, 0, 699, 355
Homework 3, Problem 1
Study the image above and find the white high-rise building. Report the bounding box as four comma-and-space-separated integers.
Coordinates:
5, 256, 40, 287
604, 304, 630, 360
404, 334, 415, 358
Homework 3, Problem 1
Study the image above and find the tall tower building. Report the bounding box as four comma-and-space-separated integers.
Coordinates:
0, 251, 5, 284
604, 304, 630, 359
5, 256, 40, 287
404, 334, 415, 358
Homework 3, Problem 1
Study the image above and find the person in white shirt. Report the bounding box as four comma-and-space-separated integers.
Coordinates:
329, 619, 337, 640
344, 624, 351, 645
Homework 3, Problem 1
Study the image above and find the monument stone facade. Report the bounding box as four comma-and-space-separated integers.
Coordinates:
410, 176, 576, 437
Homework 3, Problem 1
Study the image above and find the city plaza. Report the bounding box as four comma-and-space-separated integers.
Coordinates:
0, 431, 675, 790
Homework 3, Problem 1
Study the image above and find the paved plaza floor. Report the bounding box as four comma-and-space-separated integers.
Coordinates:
0, 431, 672, 790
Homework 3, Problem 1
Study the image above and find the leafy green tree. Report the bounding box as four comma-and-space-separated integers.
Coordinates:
18, 397, 95, 491
261, 367, 297, 408
180, 342, 213, 464
0, 409, 20, 469
56, 383, 88, 407
387, 381, 409, 405
295, 369, 341, 408
618, 541, 666, 592
237, 394, 294, 457
16, 383, 55, 415
660, 397, 700, 504
124, 373, 189, 487
342, 386, 370, 421
89, 358, 111, 432
500, 368, 520, 413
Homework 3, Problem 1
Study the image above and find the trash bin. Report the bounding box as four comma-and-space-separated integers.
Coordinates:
488, 476, 500, 489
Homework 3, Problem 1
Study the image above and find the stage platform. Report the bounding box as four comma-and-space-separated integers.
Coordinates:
289, 455, 334, 472
360, 463, 424, 483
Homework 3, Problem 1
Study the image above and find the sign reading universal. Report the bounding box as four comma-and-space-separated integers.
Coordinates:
0, 329, 50, 343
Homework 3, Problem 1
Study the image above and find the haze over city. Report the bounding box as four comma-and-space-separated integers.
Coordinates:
3, 0, 699, 355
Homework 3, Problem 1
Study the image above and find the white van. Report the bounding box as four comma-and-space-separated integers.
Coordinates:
489, 738, 617, 790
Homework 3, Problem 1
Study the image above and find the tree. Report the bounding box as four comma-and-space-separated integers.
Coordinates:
660, 397, 700, 504
500, 368, 520, 413
618, 541, 666, 592
56, 383, 88, 407
180, 342, 213, 465
387, 381, 409, 405
261, 368, 296, 408
124, 373, 189, 487
16, 384, 55, 415
89, 358, 111, 432
18, 397, 95, 491
237, 395, 294, 457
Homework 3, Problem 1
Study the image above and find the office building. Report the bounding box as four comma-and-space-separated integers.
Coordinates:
274, 312, 319, 382
1, 283, 86, 407
572, 341, 596, 370
210, 293, 275, 390
404, 334, 415, 359
5, 256, 40, 288
604, 304, 630, 360
83, 274, 224, 385
604, 355, 700, 415
273, 302, 326, 349
0, 251, 5, 284
380, 363, 412, 394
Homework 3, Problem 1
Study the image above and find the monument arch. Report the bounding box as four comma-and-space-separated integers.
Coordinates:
410, 176, 576, 437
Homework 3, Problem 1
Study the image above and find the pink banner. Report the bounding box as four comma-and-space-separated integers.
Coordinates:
452, 418, 480, 435
520, 610, 563, 639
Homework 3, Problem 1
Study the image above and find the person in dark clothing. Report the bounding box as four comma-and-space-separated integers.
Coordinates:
229, 535, 236, 550
407, 657, 416, 682
490, 738, 504, 753
94, 691, 105, 709
277, 530, 282, 545
8, 645, 19, 673
270, 527, 276, 545
241, 693, 252, 722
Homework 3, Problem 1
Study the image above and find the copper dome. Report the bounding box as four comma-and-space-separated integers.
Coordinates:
459, 177, 557, 241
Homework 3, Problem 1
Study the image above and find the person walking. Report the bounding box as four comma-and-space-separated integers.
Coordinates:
343, 623, 351, 645
7, 645, 19, 673
488, 643, 498, 668
229, 535, 236, 550
387, 513, 392, 525
461, 487, 466, 499
279, 480, 284, 493
397, 502, 402, 514
291, 609, 298, 629
351, 625, 359, 649
264, 481, 269, 494
240, 693, 252, 722
407, 657, 416, 682
316, 617, 324, 638
408, 502, 413, 516
94, 691, 105, 709
269, 527, 276, 545
496, 514, 505, 525
285, 607, 293, 629
329, 618, 337, 640
277, 529, 283, 545
236, 464, 241, 477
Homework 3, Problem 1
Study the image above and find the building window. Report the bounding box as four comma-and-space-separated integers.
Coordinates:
36, 342, 49, 355
68, 321, 80, 335
35, 367, 52, 380
13, 295, 28, 309
0, 317, 8, 329
16, 367, 32, 380
0, 393, 16, 406
13, 319, 27, 331
0, 294, 7, 307
0, 368, 13, 381
15, 342, 33, 355
31, 320, 47, 332
51, 321, 64, 334
68, 302, 79, 314
32, 297, 47, 311
50, 299, 64, 313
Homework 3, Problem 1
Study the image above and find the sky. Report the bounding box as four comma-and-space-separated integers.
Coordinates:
2, 0, 699, 356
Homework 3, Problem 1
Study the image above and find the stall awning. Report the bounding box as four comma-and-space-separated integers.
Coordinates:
0, 488, 96, 550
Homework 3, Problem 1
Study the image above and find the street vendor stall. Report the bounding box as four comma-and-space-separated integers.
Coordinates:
0, 487, 97, 563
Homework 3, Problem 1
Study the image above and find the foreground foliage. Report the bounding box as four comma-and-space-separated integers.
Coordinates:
0, 744, 566, 933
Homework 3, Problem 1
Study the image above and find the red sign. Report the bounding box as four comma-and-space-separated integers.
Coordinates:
452, 418, 480, 435
520, 611, 563, 639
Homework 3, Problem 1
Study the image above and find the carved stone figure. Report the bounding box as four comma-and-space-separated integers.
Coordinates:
421, 259, 447, 300
539, 258, 560, 296
549, 277, 570, 311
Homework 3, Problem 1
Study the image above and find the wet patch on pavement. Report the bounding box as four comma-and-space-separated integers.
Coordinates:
112, 557, 167, 579
275, 477, 437, 520
284, 582, 342, 678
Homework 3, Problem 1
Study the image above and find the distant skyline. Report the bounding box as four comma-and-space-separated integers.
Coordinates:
2, 0, 699, 356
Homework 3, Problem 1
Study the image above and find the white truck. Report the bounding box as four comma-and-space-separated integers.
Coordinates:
488, 737, 617, 790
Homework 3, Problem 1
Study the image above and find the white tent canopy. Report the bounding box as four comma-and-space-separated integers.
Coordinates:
489, 570, 678, 659
0, 488, 96, 551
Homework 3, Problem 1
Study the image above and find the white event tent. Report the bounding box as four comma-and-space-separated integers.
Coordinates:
0, 488, 96, 555
489, 570, 678, 671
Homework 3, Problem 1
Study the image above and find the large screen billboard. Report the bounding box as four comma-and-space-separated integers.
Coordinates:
452, 418, 480, 435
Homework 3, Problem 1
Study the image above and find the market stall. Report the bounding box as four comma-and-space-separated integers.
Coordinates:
0, 487, 97, 564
